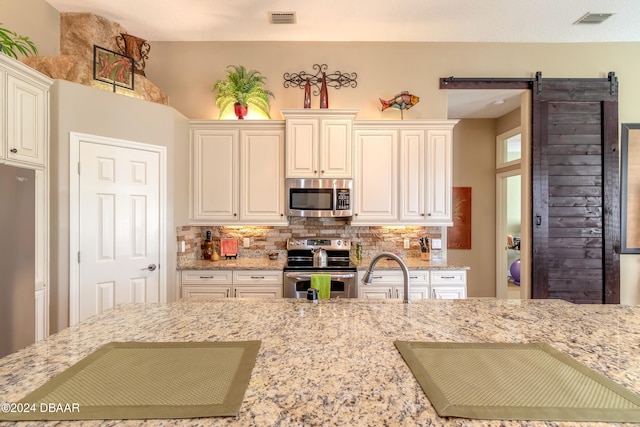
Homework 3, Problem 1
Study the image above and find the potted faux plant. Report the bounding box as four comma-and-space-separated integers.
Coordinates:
212, 65, 274, 119
0, 24, 38, 59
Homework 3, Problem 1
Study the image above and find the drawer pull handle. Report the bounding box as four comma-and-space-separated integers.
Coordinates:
250, 276, 265, 279
440, 276, 455, 279
373, 276, 383, 279
410, 276, 419, 279
199, 276, 214, 279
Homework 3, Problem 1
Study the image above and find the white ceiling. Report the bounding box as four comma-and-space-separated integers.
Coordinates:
43, 0, 638, 118
44, 0, 640, 43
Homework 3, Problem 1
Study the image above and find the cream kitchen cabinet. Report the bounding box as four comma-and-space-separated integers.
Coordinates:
357, 269, 467, 300
232, 270, 283, 298
281, 109, 358, 178
352, 127, 398, 224
189, 121, 287, 225
430, 270, 467, 299
399, 126, 455, 225
0, 55, 52, 343
358, 271, 429, 300
0, 54, 50, 168
352, 120, 457, 226
180, 269, 283, 299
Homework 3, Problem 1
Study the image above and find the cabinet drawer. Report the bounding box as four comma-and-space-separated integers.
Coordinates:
431, 284, 467, 299
233, 270, 283, 285
359, 271, 429, 286
430, 270, 466, 284
181, 285, 231, 299
181, 270, 233, 285
234, 286, 283, 298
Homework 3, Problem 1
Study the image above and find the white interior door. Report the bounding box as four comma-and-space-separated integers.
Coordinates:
71, 134, 165, 324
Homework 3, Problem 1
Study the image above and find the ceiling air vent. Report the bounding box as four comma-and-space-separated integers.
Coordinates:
573, 12, 614, 25
269, 12, 296, 24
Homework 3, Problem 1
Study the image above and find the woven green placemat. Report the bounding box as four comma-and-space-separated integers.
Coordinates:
1, 341, 260, 421
395, 341, 640, 422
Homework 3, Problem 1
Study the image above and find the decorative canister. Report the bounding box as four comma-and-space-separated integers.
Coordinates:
202, 230, 214, 260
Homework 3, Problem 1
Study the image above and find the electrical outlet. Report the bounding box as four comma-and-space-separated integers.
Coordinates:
243, 237, 251, 248
180, 241, 186, 253
403, 238, 410, 249
432, 238, 442, 249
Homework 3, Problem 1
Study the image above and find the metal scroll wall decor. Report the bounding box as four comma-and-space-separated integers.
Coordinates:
283, 64, 357, 108
116, 33, 151, 76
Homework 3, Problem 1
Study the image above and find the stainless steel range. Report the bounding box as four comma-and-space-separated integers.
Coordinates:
283, 238, 357, 298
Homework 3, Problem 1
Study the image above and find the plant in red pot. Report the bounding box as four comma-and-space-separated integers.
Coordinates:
212, 65, 274, 119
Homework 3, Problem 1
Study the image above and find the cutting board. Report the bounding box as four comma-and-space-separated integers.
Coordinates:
220, 238, 238, 256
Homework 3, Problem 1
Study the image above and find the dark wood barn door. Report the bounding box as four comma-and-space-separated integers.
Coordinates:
531, 75, 620, 303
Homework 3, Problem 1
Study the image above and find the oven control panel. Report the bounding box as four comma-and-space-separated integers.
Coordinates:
287, 238, 351, 250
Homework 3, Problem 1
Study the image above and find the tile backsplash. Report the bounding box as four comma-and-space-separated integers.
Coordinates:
177, 218, 443, 264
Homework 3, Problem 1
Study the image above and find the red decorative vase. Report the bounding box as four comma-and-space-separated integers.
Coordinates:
234, 103, 248, 119
319, 72, 328, 108
303, 78, 311, 109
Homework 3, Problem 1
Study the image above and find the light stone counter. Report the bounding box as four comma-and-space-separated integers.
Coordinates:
355, 257, 469, 271
178, 257, 468, 271
2, 298, 639, 426
178, 258, 287, 270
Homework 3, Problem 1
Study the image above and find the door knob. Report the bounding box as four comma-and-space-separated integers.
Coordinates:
142, 264, 157, 271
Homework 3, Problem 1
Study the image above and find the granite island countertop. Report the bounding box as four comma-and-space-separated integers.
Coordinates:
1, 298, 639, 426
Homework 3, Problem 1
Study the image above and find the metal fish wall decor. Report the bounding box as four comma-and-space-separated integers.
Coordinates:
380, 91, 420, 119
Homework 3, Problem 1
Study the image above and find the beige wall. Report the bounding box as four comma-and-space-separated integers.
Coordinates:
6, 1, 640, 304
497, 108, 522, 136
0, 0, 60, 56
145, 42, 640, 122
448, 120, 497, 297
49, 80, 188, 332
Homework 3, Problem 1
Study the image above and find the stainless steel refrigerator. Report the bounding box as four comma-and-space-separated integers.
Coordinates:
0, 163, 35, 358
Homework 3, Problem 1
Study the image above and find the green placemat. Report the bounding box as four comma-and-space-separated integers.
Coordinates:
1, 341, 261, 421
395, 341, 640, 422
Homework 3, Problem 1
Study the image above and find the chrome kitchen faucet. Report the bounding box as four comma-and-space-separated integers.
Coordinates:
361, 252, 411, 303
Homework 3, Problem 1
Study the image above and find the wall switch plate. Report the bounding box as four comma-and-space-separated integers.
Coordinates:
403, 238, 410, 249
243, 237, 251, 248
432, 238, 442, 249
180, 241, 186, 253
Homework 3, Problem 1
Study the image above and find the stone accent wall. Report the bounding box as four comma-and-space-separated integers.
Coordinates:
22, 13, 168, 104
177, 218, 443, 264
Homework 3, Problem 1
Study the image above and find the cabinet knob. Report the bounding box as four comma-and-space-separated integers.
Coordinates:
313, 170, 318, 175
320, 170, 325, 174
427, 213, 432, 216
421, 213, 425, 217
233, 213, 237, 216
10, 148, 17, 153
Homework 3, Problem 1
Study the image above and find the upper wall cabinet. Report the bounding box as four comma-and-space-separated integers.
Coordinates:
281, 109, 358, 178
190, 121, 288, 225
352, 120, 458, 226
0, 54, 52, 168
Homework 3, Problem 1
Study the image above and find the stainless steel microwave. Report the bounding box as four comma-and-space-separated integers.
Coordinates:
285, 178, 353, 217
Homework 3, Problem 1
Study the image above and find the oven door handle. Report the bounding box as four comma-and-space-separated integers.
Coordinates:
285, 272, 355, 280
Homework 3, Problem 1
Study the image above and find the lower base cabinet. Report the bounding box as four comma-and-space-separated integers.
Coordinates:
358, 270, 466, 300
181, 270, 283, 299
358, 271, 429, 300
430, 270, 467, 299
